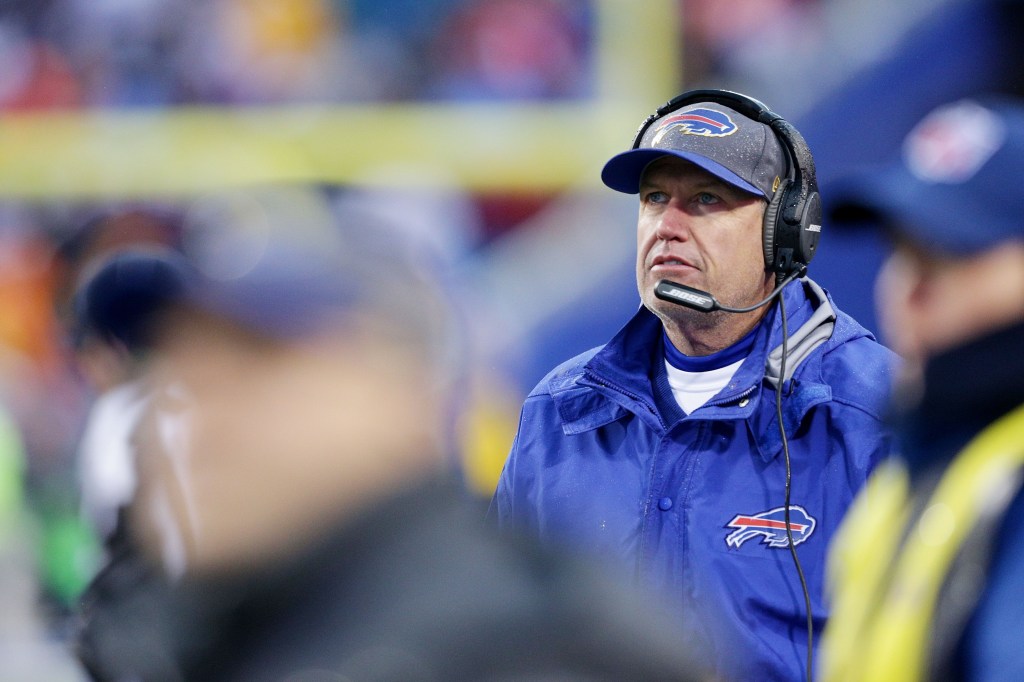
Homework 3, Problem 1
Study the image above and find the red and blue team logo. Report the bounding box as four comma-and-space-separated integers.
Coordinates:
724, 506, 817, 549
653, 108, 738, 143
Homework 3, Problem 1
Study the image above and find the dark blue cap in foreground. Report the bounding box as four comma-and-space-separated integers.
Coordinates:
827, 98, 1024, 255
176, 188, 463, 372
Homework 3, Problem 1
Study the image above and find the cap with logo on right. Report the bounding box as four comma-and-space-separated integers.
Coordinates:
827, 98, 1024, 255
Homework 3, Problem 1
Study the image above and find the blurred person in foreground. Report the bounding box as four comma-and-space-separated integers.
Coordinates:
490, 89, 899, 682
819, 98, 1024, 681
74, 188, 704, 682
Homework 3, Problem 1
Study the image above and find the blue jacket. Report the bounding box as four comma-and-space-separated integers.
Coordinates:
492, 278, 899, 682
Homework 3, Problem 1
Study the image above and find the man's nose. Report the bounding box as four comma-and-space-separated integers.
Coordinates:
654, 203, 692, 241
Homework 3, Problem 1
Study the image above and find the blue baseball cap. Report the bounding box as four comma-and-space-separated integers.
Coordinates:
177, 187, 462, 363
827, 98, 1024, 254
179, 189, 388, 339
601, 101, 787, 199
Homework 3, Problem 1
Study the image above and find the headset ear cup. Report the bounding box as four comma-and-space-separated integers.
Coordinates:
762, 181, 788, 270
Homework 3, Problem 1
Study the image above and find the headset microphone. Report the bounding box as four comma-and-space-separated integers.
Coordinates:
654, 265, 806, 315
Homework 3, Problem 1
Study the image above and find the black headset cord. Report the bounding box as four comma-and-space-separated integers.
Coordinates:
777, 291, 814, 682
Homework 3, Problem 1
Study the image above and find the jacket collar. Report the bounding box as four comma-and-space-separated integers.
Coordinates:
566, 277, 842, 461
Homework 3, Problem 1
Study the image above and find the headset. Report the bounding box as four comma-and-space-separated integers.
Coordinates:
645, 90, 818, 682
632, 88, 822, 280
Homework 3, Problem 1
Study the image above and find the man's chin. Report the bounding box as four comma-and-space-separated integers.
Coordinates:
645, 296, 722, 331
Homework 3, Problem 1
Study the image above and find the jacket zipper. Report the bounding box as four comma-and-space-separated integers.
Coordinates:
702, 383, 759, 409
581, 371, 665, 430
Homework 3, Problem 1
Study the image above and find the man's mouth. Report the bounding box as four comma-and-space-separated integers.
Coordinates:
652, 255, 696, 271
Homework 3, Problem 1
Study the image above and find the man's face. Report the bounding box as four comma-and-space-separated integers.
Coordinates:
636, 156, 772, 324
137, 309, 442, 573
876, 238, 1024, 366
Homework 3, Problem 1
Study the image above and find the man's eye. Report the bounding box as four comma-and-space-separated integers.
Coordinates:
644, 190, 668, 204
696, 192, 719, 205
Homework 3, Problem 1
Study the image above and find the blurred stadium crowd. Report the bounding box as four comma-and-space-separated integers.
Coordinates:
0, 0, 1020, 679
0, 0, 593, 107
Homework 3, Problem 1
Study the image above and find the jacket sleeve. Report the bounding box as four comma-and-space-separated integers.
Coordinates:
487, 437, 518, 528
487, 389, 557, 533
487, 400, 531, 529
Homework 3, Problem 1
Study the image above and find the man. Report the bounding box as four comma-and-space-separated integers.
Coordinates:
819, 98, 1024, 681
73, 188, 704, 682
491, 90, 899, 682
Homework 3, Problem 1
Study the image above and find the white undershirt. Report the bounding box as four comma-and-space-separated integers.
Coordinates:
665, 358, 745, 414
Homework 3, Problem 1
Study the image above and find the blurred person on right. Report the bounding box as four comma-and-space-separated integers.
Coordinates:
820, 98, 1024, 681
74, 188, 704, 682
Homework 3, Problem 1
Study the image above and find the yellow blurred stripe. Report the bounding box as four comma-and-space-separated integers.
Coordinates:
0, 102, 643, 199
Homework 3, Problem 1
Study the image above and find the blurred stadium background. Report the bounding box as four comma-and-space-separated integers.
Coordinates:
0, 0, 1020, 678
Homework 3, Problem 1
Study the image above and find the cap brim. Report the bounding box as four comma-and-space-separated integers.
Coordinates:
827, 169, 999, 255
184, 255, 362, 340
601, 148, 764, 197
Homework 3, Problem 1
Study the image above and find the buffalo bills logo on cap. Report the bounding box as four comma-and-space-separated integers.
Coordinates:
651, 108, 739, 146
724, 506, 816, 549
904, 100, 1007, 183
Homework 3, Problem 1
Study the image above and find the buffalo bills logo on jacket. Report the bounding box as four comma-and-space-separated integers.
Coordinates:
652, 109, 738, 145
724, 505, 817, 549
